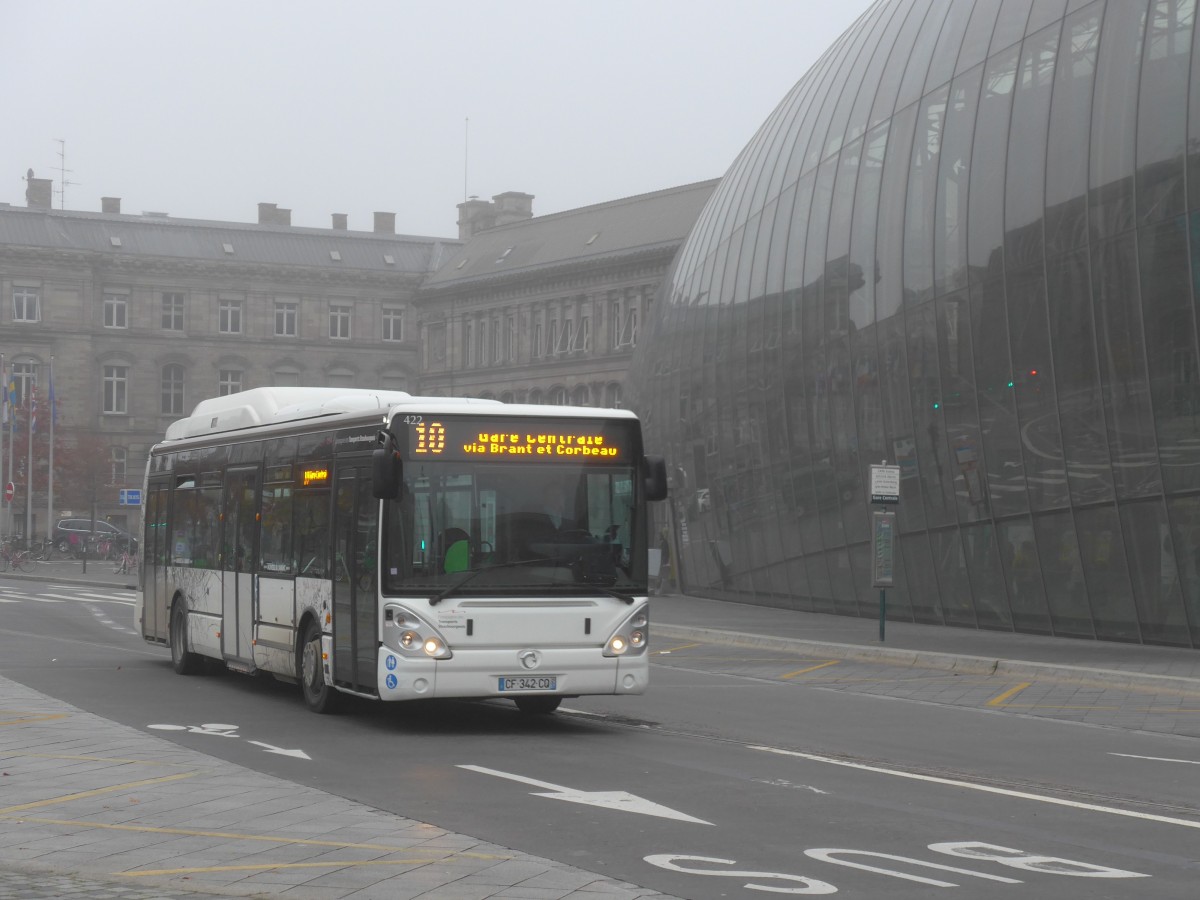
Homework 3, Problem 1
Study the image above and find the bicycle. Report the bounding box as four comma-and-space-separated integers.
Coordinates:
114, 547, 139, 575
0, 540, 35, 573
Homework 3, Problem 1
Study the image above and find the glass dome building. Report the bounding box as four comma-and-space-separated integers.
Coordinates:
631, 0, 1200, 647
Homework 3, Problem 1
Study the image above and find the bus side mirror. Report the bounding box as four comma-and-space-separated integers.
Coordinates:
644, 456, 668, 502
372, 431, 402, 499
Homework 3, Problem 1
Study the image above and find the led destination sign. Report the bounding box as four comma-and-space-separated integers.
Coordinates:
402, 416, 632, 463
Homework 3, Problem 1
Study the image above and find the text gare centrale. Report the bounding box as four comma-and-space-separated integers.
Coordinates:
462, 433, 619, 457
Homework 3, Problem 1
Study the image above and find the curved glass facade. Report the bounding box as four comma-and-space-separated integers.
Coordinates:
631, 0, 1200, 647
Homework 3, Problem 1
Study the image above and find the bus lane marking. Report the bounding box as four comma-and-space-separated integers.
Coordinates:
782, 661, 840, 679
458, 764, 713, 824
751, 745, 1200, 830
1110, 753, 1200, 766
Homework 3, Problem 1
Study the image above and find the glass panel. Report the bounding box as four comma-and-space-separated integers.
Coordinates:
899, 530, 941, 623
1006, 264, 1068, 511
1088, 0, 1148, 241
1136, 0, 1194, 225
961, 521, 1013, 629
957, 0, 1004, 76
1075, 504, 1138, 641
1004, 22, 1060, 271
907, 302, 950, 529
849, 124, 887, 329
937, 290, 988, 523
896, 0, 952, 110
1032, 512, 1093, 636
933, 66, 982, 297
876, 104, 918, 323
924, 0, 975, 92
1165, 494, 1200, 646
1121, 500, 1191, 645
903, 85, 949, 305
1045, 3, 1101, 255
990, 0, 1035, 55
931, 529, 976, 626
968, 45, 1019, 272
1045, 250, 1114, 505
870, 0, 932, 131
1091, 233, 1162, 498
1142, 218, 1200, 494
997, 516, 1051, 633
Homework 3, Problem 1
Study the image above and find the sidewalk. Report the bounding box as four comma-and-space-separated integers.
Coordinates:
651, 591, 1200, 692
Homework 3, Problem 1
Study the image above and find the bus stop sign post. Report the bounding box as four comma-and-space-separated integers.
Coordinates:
869, 463, 900, 642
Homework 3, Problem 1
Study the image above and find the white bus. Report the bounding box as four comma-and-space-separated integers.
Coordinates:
136, 387, 668, 714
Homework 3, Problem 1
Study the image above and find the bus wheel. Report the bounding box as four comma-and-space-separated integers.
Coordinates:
170, 602, 202, 675
299, 620, 340, 714
514, 696, 561, 715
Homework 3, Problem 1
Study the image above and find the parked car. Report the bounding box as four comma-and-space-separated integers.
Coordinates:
52, 518, 135, 554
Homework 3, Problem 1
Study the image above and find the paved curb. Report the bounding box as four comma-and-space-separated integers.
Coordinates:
654, 623, 1200, 695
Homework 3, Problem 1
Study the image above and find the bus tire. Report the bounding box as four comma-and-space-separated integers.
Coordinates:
514, 696, 561, 715
299, 619, 340, 714
170, 601, 203, 675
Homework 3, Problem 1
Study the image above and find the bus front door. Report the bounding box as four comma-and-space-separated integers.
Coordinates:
144, 478, 171, 642
222, 466, 260, 665
333, 464, 377, 695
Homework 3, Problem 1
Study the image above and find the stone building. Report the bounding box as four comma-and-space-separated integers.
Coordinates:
416, 180, 718, 407
0, 173, 453, 535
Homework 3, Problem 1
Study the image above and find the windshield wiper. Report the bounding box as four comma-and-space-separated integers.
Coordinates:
429, 557, 559, 605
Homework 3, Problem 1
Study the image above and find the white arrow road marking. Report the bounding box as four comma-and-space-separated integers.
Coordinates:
1110, 753, 1200, 766
458, 764, 712, 824
248, 741, 311, 760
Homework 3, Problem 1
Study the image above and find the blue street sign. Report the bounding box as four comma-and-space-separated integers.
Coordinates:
119, 488, 143, 506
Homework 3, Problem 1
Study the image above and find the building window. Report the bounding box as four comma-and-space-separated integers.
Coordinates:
533, 319, 543, 359
505, 315, 517, 361
103, 365, 128, 414
328, 369, 353, 388
571, 385, 589, 406
491, 318, 501, 365
275, 301, 298, 337
218, 369, 243, 396
329, 304, 352, 339
615, 305, 638, 348
555, 320, 573, 355
477, 318, 487, 366
13, 287, 40, 323
110, 447, 127, 486
161, 292, 185, 330
382, 307, 404, 342
463, 320, 475, 368
574, 314, 590, 353
12, 361, 37, 405
604, 383, 622, 408
219, 298, 242, 334
550, 386, 567, 405
161, 364, 185, 415
274, 369, 300, 387
103, 293, 128, 328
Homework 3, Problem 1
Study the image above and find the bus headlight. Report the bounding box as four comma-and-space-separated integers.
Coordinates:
384, 604, 453, 660
603, 603, 649, 658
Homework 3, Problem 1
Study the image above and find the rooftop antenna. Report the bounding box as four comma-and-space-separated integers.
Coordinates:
53, 139, 80, 210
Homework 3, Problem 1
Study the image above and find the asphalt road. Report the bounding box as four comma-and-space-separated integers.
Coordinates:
1, 574, 1197, 898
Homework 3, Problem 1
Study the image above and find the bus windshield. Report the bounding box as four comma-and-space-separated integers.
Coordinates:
381, 459, 643, 594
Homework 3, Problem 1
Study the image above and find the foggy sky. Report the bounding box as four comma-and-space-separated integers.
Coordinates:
3, 0, 876, 237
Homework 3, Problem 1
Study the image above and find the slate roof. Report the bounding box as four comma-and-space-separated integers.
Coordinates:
0, 205, 459, 274
421, 180, 719, 290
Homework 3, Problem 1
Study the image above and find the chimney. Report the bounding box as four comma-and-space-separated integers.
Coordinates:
24, 169, 52, 210
332, 213, 348, 230
492, 192, 535, 226
257, 202, 291, 226
456, 197, 493, 239
101, 197, 121, 214
373, 211, 396, 234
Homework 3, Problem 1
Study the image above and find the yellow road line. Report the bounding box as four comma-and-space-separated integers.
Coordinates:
655, 642, 701, 653
0, 712, 68, 726
0, 815, 457, 852
0, 752, 179, 766
0, 772, 196, 815
781, 661, 840, 679
119, 854, 506, 877
987, 682, 1033, 707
